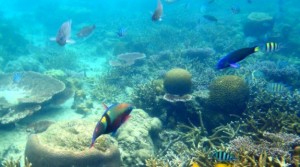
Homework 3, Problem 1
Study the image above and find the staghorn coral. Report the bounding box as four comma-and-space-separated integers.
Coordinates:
131, 80, 165, 116
228, 132, 300, 166
239, 109, 300, 137
145, 157, 169, 167
208, 75, 249, 115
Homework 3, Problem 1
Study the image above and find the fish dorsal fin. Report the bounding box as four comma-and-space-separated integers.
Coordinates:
102, 103, 108, 110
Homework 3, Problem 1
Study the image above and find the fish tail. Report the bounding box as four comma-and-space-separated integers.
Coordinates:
89, 142, 95, 148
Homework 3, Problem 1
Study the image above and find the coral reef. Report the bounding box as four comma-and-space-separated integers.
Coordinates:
26, 120, 54, 134
0, 20, 29, 60
44, 69, 67, 81
181, 47, 215, 61
243, 12, 274, 37
2, 157, 32, 167
228, 132, 300, 166
208, 75, 249, 115
25, 120, 121, 167
0, 72, 67, 125
116, 109, 162, 167
4, 56, 45, 72
131, 79, 165, 117
163, 68, 192, 96
109, 52, 146, 67
38, 49, 79, 70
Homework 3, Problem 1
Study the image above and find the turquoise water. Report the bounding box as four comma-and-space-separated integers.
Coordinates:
0, 0, 300, 167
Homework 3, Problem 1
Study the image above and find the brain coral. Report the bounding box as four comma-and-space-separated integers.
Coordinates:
25, 120, 121, 167
163, 68, 192, 96
208, 75, 249, 114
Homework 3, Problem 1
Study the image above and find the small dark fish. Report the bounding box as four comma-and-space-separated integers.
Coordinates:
116, 27, 127, 37
213, 151, 236, 162
51, 20, 74, 46
231, 6, 240, 14
76, 24, 96, 38
13, 72, 23, 84
152, 0, 163, 21
90, 103, 133, 148
216, 46, 259, 69
203, 15, 218, 22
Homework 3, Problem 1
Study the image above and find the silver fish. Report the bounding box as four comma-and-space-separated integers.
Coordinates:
152, 0, 163, 21
54, 20, 73, 46
76, 24, 96, 38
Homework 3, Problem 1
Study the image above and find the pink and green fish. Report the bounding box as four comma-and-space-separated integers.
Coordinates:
90, 103, 133, 148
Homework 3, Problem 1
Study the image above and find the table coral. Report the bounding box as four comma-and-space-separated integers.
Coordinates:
0, 72, 66, 125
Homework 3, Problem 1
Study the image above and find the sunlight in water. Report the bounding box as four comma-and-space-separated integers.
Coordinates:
0, 86, 31, 105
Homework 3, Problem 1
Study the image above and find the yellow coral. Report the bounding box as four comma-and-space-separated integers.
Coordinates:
163, 68, 192, 96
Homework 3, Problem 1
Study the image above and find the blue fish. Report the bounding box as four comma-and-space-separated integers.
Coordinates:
213, 151, 236, 162
216, 46, 259, 69
116, 28, 127, 37
13, 72, 23, 84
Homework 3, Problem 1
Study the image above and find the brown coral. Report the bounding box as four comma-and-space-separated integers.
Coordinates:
208, 75, 249, 115
25, 120, 121, 167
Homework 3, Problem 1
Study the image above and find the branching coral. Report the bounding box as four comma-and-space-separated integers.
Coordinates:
131, 80, 165, 115
145, 157, 169, 167
2, 157, 32, 167
228, 132, 300, 166
238, 109, 300, 137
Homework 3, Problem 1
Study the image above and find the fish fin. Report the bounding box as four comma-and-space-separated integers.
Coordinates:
66, 39, 75, 44
89, 141, 95, 148
111, 130, 118, 137
158, 18, 163, 21
230, 63, 239, 68
49, 37, 56, 41
123, 115, 131, 123
102, 103, 108, 110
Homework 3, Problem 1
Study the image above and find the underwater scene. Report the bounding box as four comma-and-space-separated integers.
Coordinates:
0, 0, 300, 166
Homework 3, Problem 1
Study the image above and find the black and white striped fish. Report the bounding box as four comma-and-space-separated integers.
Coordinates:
212, 151, 236, 162
262, 42, 280, 52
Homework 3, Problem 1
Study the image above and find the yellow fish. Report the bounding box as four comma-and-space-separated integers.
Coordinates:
214, 162, 233, 167
189, 160, 201, 167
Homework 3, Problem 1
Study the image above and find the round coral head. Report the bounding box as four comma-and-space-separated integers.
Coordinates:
163, 68, 192, 96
